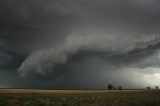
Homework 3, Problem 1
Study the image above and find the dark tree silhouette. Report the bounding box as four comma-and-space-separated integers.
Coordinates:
155, 86, 159, 90
107, 84, 113, 90
118, 86, 122, 90
146, 87, 151, 90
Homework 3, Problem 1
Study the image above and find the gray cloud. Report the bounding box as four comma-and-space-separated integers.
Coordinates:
0, 0, 160, 88
18, 30, 160, 77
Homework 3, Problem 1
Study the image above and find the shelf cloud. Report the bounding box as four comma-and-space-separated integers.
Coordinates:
0, 0, 160, 88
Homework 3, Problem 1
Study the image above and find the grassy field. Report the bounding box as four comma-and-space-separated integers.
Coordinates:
0, 89, 160, 106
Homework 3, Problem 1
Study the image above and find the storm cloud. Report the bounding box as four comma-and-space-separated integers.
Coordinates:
0, 0, 160, 88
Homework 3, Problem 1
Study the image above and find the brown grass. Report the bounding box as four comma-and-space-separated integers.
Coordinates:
0, 89, 159, 106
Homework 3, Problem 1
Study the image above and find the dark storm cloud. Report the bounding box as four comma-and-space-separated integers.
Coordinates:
0, 0, 160, 88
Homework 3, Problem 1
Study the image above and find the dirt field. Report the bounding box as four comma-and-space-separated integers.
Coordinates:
0, 89, 160, 106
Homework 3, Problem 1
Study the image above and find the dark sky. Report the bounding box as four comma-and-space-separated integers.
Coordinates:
0, 0, 160, 89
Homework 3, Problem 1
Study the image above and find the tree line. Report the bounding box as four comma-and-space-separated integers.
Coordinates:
107, 83, 122, 90
107, 83, 160, 90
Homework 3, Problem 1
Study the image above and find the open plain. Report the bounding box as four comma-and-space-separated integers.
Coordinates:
0, 89, 160, 106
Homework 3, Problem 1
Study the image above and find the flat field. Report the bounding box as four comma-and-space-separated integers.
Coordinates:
0, 89, 160, 106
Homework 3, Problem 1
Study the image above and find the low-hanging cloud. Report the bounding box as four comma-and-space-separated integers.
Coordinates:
18, 29, 160, 77
1, 0, 160, 88
16, 0, 160, 78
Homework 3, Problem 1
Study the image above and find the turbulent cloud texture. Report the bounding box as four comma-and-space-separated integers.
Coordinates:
0, 0, 160, 88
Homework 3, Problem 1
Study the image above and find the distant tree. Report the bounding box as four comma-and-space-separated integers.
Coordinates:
118, 86, 122, 90
155, 86, 159, 90
107, 84, 113, 90
146, 87, 151, 90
